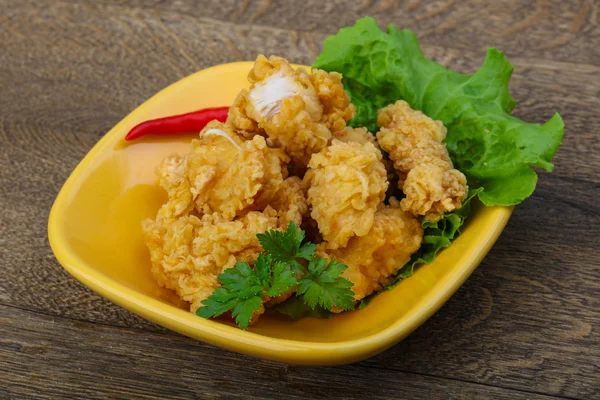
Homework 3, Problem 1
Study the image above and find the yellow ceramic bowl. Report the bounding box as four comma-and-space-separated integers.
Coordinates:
48, 62, 512, 365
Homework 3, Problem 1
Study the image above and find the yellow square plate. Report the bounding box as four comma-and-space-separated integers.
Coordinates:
48, 62, 512, 365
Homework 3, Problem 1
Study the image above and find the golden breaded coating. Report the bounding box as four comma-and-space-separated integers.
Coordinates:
331, 127, 398, 192
268, 176, 309, 228
309, 69, 356, 134
333, 126, 376, 145
227, 55, 356, 169
154, 154, 194, 220
226, 89, 265, 139
244, 55, 330, 168
183, 121, 289, 221
261, 95, 332, 169
142, 209, 279, 312
318, 199, 423, 301
144, 120, 309, 324
304, 139, 388, 249
377, 100, 468, 221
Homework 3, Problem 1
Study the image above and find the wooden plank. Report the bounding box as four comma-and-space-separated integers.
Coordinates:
0, 305, 574, 400
86, 0, 600, 65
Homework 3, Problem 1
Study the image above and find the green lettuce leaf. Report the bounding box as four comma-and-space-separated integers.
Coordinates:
313, 17, 564, 206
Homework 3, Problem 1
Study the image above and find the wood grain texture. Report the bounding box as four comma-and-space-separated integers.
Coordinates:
91, 0, 600, 65
0, 305, 577, 400
1, 0, 599, 399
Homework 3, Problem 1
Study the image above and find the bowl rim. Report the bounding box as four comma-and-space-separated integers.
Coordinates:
48, 61, 513, 365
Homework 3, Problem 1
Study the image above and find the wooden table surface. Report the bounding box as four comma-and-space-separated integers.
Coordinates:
1, 1, 599, 399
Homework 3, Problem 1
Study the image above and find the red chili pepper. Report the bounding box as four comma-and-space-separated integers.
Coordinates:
125, 106, 230, 141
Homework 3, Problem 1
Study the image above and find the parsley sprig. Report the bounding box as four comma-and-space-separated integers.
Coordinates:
197, 222, 354, 329
297, 257, 355, 311
196, 254, 296, 329
256, 222, 315, 275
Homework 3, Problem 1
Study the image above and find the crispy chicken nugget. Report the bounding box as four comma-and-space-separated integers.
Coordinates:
227, 55, 356, 169
304, 139, 388, 249
309, 69, 356, 134
377, 100, 467, 221
318, 199, 423, 301
159, 121, 288, 221
144, 121, 308, 321
226, 88, 265, 139
142, 209, 280, 312
154, 153, 195, 221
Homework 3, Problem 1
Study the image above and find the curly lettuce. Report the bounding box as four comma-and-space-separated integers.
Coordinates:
313, 17, 564, 207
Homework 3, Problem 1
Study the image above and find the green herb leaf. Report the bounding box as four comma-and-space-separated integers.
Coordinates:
231, 297, 263, 330
196, 288, 238, 319
200, 222, 354, 327
267, 262, 297, 297
218, 262, 260, 297
197, 254, 299, 329
256, 221, 313, 275
269, 296, 334, 320
254, 254, 272, 288
297, 257, 355, 311
313, 17, 564, 206
257, 222, 355, 313
297, 242, 317, 261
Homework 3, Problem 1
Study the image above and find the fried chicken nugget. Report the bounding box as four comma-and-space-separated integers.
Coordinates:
330, 127, 400, 197
318, 199, 423, 301
227, 55, 356, 169
184, 121, 289, 221
142, 209, 280, 312
309, 69, 355, 134
226, 88, 265, 139
377, 100, 467, 221
304, 139, 388, 249
155, 121, 284, 221
144, 174, 305, 319
144, 121, 309, 321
